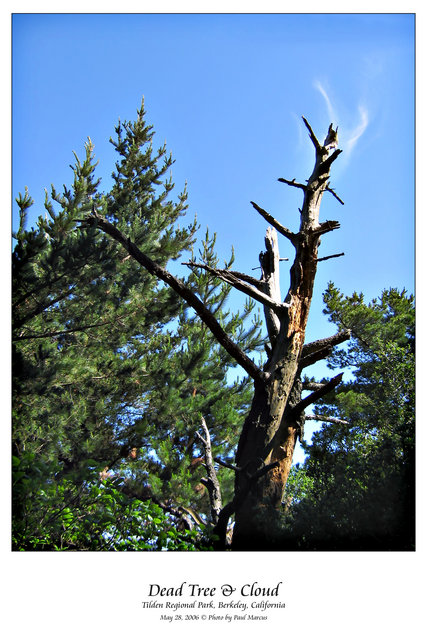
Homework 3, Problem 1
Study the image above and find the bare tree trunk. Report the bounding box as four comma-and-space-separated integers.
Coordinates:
230, 120, 344, 549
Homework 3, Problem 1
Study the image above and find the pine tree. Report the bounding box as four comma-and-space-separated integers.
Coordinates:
282, 286, 415, 550
12, 101, 263, 549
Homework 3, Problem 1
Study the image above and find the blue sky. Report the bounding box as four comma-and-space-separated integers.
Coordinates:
12, 13, 415, 460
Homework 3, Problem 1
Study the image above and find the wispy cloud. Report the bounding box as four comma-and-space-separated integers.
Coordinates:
314, 80, 337, 124
314, 81, 370, 161
346, 105, 369, 154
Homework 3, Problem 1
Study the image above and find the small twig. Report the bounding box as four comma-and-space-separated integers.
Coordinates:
251, 257, 288, 271
214, 457, 241, 473
12, 320, 112, 342
325, 185, 345, 205
306, 414, 350, 426
312, 220, 341, 236
277, 177, 307, 191
316, 252, 345, 263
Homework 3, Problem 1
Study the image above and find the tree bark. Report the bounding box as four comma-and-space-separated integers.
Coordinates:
229, 120, 344, 550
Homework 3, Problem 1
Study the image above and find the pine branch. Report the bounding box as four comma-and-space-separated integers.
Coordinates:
12, 321, 112, 342
84, 214, 266, 384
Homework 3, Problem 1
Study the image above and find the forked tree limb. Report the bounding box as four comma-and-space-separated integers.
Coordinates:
213, 459, 280, 549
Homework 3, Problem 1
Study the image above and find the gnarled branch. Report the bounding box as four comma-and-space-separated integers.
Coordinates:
290, 373, 344, 416
299, 329, 351, 369
250, 201, 297, 245
81, 214, 266, 385
183, 260, 289, 315
302, 329, 351, 358
324, 184, 344, 205
313, 220, 341, 236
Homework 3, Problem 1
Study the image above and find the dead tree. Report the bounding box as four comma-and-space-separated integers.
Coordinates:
82, 117, 349, 550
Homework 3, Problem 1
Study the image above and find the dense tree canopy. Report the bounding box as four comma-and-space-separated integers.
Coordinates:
283, 285, 415, 550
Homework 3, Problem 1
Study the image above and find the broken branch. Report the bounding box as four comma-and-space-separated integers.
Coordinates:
302, 115, 323, 151
290, 373, 344, 416
301, 329, 351, 359
325, 185, 345, 205
250, 201, 297, 245
278, 177, 307, 191
183, 260, 289, 315
316, 252, 345, 263
196, 417, 222, 524
313, 220, 341, 236
306, 414, 350, 426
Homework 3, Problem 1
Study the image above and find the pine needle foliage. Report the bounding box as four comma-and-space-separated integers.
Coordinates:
12, 100, 263, 550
